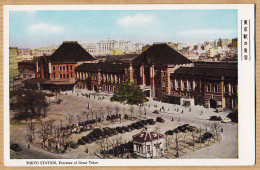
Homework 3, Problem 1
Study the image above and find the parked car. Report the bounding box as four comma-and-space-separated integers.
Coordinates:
186, 125, 197, 132
153, 110, 160, 114
165, 130, 174, 135
122, 126, 130, 132
103, 127, 113, 137
111, 128, 118, 135
176, 125, 187, 133
156, 117, 165, 123
146, 119, 156, 125
137, 122, 145, 128
10, 143, 21, 152
139, 120, 148, 125
222, 117, 232, 123
78, 139, 86, 145
200, 132, 214, 143
116, 127, 125, 134
209, 116, 222, 121
127, 125, 135, 131
66, 141, 78, 149
131, 123, 142, 129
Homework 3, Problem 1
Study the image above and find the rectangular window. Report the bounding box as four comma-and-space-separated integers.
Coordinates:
225, 85, 229, 93
59, 66, 62, 71
67, 74, 69, 78
52, 66, 55, 71
53, 73, 56, 78
190, 82, 193, 89
178, 81, 181, 88
70, 66, 73, 70
184, 82, 187, 88
214, 85, 218, 92
66, 66, 68, 71
60, 74, 62, 78
70, 73, 73, 78
232, 86, 237, 93
63, 74, 65, 78
207, 84, 211, 92
63, 66, 65, 71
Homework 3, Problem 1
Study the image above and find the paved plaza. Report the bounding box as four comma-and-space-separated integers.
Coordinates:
10, 89, 238, 159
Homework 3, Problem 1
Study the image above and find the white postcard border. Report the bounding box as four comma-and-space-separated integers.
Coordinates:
3, 4, 255, 166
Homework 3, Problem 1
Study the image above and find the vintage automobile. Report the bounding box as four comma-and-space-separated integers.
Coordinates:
10, 143, 21, 152
156, 117, 165, 123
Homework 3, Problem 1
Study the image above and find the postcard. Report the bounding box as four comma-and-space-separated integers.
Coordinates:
4, 4, 255, 166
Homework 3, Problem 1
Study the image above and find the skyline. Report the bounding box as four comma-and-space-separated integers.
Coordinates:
9, 10, 238, 48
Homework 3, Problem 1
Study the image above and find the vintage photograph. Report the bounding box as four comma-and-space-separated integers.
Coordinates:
4, 4, 255, 166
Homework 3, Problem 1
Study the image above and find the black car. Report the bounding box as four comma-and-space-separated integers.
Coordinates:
146, 119, 156, 125
127, 125, 135, 131
78, 139, 86, 145
139, 120, 148, 125
86, 134, 96, 143
111, 128, 118, 135
209, 116, 222, 121
10, 143, 21, 152
176, 125, 187, 133
116, 127, 125, 134
103, 127, 113, 137
137, 122, 145, 128
90, 131, 102, 140
122, 126, 130, 132
165, 130, 174, 135
200, 132, 214, 142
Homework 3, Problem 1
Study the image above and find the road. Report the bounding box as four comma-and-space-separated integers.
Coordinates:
10, 91, 238, 159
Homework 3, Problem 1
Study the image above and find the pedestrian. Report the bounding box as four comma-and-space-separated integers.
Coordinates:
85, 148, 89, 153
172, 117, 174, 122
28, 143, 30, 149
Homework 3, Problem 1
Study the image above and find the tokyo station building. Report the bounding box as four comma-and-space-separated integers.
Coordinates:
29, 41, 237, 109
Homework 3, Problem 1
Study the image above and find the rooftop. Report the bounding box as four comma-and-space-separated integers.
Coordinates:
133, 130, 164, 142
132, 44, 192, 65
48, 41, 96, 63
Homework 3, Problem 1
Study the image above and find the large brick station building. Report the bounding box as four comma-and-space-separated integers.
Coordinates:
131, 43, 193, 98
74, 62, 132, 92
168, 62, 238, 108
23, 41, 237, 109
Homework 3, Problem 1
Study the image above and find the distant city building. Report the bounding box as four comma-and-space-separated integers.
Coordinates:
9, 47, 19, 79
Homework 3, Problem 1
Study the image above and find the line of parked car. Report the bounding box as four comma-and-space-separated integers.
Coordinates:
76, 118, 157, 146
165, 124, 197, 135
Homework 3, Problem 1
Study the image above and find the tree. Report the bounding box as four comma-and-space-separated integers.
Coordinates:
67, 114, 74, 127
27, 118, 35, 143
37, 119, 54, 148
138, 105, 143, 118
14, 89, 49, 119
111, 83, 147, 105
211, 121, 222, 142
128, 105, 135, 119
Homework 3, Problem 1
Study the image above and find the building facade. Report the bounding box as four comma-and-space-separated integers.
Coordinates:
168, 62, 238, 108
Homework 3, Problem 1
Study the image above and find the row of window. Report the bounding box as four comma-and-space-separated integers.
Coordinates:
52, 65, 73, 71
52, 73, 73, 78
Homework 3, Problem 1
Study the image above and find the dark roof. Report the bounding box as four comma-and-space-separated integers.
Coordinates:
132, 43, 192, 65
75, 62, 129, 73
48, 41, 96, 63
133, 131, 164, 142
172, 67, 237, 78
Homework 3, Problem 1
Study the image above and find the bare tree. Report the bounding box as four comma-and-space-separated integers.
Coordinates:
113, 136, 122, 157
128, 105, 135, 120
143, 105, 147, 118
66, 114, 74, 127
191, 131, 196, 151
37, 119, 54, 148
138, 105, 143, 119
114, 105, 120, 121
27, 118, 35, 144
210, 121, 222, 142
174, 132, 180, 158
106, 106, 112, 116
98, 108, 105, 122
204, 123, 209, 132
77, 115, 82, 124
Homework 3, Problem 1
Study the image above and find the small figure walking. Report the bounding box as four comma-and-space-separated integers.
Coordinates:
28, 144, 30, 149
172, 117, 174, 122
85, 148, 89, 153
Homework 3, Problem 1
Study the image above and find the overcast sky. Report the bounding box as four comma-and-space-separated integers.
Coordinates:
9, 10, 238, 48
